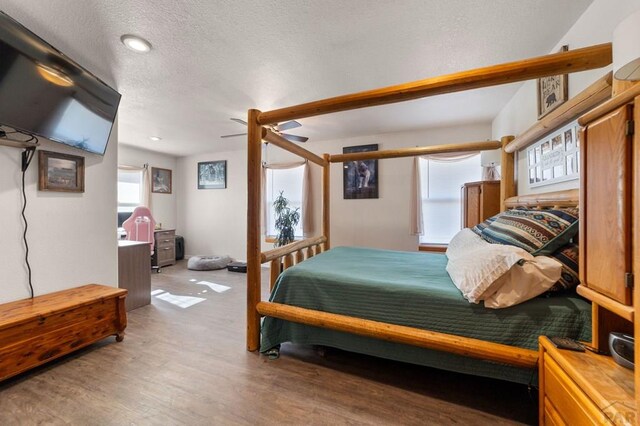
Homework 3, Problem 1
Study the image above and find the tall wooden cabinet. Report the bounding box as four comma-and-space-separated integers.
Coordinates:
580, 105, 633, 307
578, 102, 635, 335
545, 89, 640, 426
461, 180, 501, 228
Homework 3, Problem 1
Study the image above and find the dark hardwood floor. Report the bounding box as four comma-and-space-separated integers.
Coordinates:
0, 261, 537, 425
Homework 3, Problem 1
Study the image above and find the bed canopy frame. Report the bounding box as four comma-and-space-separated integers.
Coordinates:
246, 43, 613, 368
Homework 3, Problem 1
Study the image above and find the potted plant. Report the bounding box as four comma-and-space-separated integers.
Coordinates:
273, 191, 300, 247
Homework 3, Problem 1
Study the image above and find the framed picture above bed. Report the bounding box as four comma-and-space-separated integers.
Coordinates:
537, 45, 569, 119
198, 160, 227, 189
343, 144, 378, 199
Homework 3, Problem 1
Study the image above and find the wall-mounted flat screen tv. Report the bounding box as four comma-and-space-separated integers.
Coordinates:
0, 11, 121, 155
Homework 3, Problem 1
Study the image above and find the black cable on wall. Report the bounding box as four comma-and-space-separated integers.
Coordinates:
21, 145, 37, 298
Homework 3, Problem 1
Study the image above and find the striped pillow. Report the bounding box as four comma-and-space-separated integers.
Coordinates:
470, 214, 499, 237
479, 207, 579, 253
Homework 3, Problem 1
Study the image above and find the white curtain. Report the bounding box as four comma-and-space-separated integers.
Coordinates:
410, 151, 480, 236
118, 163, 151, 210
262, 160, 313, 237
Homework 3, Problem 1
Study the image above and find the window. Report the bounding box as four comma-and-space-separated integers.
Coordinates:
265, 166, 304, 237
118, 169, 143, 213
419, 155, 481, 244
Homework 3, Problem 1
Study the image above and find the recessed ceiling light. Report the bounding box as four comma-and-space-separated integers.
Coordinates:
150, 136, 162, 141
121, 34, 152, 53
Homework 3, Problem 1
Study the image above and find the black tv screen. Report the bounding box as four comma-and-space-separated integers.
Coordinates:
0, 11, 120, 155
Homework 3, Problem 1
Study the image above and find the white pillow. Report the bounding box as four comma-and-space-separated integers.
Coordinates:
446, 243, 528, 303
446, 242, 563, 308
446, 228, 489, 262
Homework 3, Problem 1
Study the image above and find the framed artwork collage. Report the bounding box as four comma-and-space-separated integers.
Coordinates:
527, 121, 580, 188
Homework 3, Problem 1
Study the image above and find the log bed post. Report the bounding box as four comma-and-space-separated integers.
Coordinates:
247, 109, 263, 351
500, 135, 515, 211
322, 153, 331, 250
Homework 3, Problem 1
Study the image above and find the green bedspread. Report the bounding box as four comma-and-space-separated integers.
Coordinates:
261, 246, 591, 384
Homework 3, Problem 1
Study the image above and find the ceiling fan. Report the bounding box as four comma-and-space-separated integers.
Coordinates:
221, 118, 309, 143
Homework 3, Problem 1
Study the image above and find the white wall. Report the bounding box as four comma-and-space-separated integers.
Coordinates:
177, 123, 491, 260
118, 144, 178, 230
492, 0, 640, 195
0, 124, 119, 304
177, 149, 247, 260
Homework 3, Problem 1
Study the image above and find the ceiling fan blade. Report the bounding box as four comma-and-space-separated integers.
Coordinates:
220, 133, 247, 138
281, 133, 309, 143
275, 120, 301, 131
230, 118, 248, 126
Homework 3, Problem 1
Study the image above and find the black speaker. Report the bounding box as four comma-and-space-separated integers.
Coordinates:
609, 332, 634, 370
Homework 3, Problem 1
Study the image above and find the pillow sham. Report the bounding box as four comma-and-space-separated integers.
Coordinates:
547, 243, 580, 292
446, 228, 488, 262
445, 242, 562, 307
478, 207, 579, 253
483, 256, 562, 308
470, 214, 499, 237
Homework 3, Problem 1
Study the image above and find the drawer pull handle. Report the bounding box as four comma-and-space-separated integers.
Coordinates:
164, 247, 171, 251
163, 239, 172, 243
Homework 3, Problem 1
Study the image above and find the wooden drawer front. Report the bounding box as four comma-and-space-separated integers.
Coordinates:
583, 105, 632, 305
157, 245, 175, 262
544, 397, 566, 426
156, 231, 175, 248
544, 354, 607, 425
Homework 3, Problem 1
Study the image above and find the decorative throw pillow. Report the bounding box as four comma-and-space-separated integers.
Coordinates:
547, 243, 580, 292
479, 207, 579, 253
470, 214, 500, 237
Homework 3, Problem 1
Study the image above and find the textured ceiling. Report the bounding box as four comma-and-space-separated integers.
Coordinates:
1, 0, 593, 156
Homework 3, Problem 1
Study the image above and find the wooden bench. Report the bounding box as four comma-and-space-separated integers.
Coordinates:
0, 284, 127, 381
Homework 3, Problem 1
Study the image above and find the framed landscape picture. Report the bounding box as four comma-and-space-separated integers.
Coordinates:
198, 160, 227, 189
343, 144, 378, 199
537, 45, 569, 119
38, 150, 85, 193
151, 167, 172, 194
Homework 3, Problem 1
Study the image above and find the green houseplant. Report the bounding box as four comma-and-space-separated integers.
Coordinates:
273, 191, 300, 247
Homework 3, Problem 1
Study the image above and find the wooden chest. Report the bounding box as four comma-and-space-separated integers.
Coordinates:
0, 284, 127, 381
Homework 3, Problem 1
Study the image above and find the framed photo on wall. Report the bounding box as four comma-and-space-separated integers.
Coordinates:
343, 144, 378, 199
198, 160, 227, 189
151, 167, 172, 194
537, 45, 569, 119
38, 150, 85, 193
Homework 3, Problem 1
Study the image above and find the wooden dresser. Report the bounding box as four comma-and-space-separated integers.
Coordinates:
539, 336, 635, 425
153, 229, 176, 268
461, 180, 501, 228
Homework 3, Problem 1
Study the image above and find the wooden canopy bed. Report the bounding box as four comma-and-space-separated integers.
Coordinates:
245, 40, 638, 407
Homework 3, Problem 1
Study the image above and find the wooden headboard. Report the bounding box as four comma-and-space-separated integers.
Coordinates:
503, 189, 579, 209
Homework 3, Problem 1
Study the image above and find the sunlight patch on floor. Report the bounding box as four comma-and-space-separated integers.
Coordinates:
195, 280, 231, 293
153, 289, 206, 308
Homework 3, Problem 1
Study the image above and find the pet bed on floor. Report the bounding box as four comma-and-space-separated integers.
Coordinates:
188, 255, 232, 270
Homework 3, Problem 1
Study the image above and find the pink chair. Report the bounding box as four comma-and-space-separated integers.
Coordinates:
122, 207, 158, 269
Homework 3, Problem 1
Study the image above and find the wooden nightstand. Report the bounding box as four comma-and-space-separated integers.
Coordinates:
153, 229, 176, 268
539, 336, 636, 425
